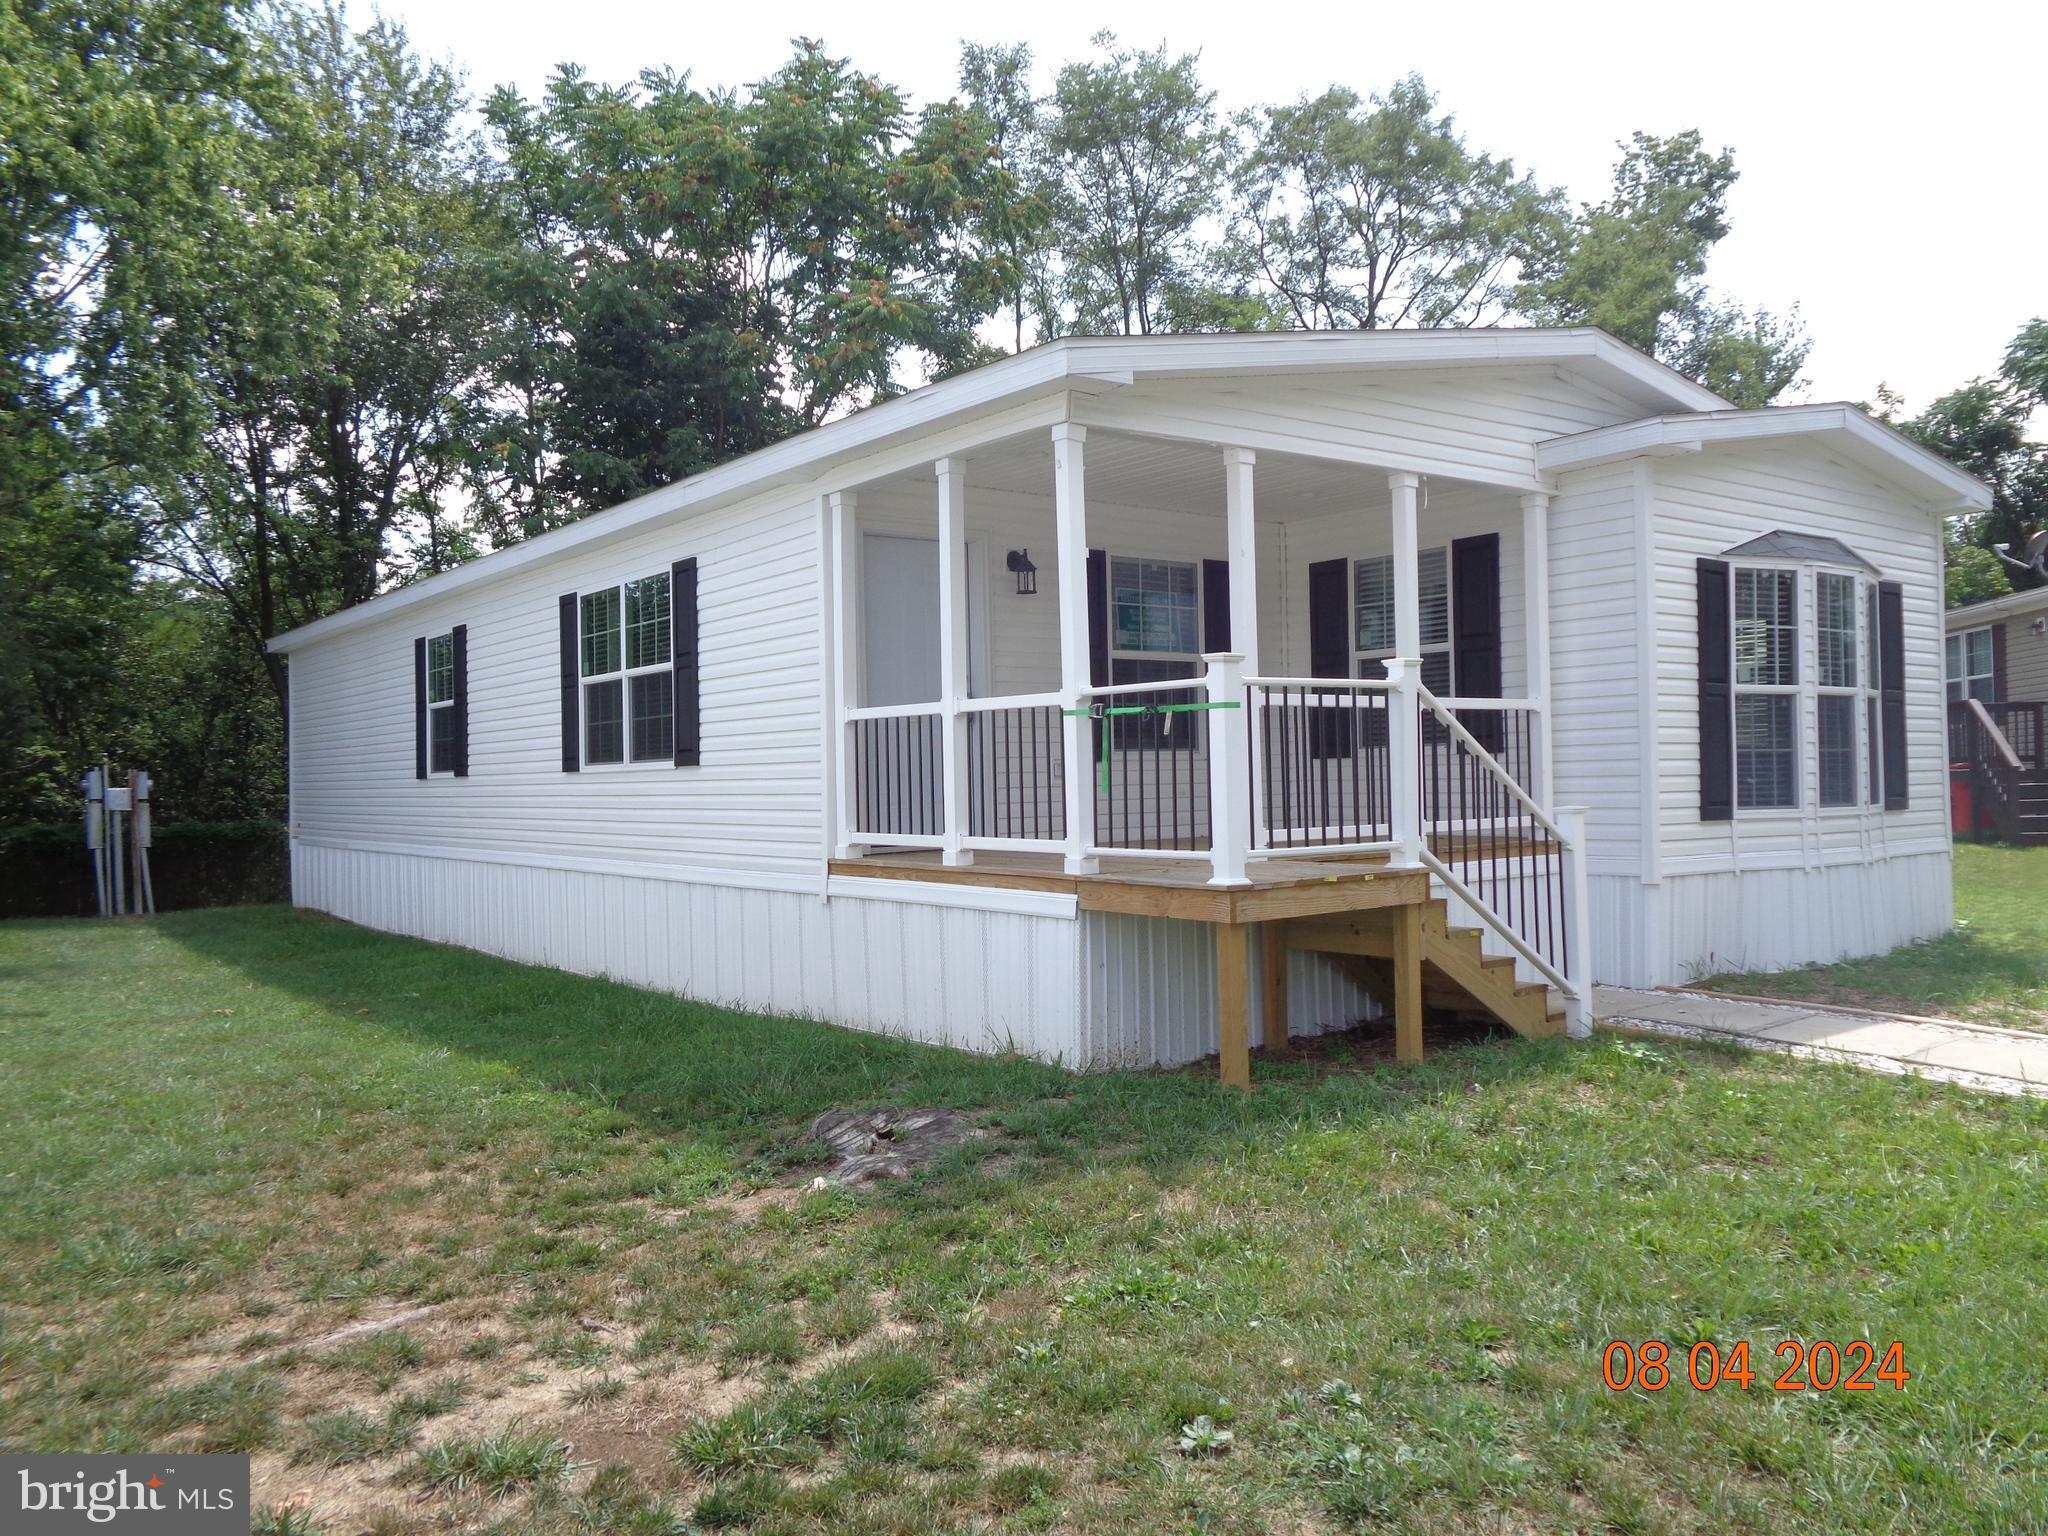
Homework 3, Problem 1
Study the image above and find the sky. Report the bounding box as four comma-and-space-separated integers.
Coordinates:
380, 0, 2044, 413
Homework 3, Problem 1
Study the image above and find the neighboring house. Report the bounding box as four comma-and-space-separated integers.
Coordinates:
1945, 583, 2048, 843
267, 329, 1990, 1081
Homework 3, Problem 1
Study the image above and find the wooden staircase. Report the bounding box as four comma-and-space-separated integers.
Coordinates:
1953, 698, 2048, 845
1272, 895, 1567, 1047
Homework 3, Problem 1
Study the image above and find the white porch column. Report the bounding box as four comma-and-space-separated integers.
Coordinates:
1389, 471, 1423, 662
935, 458, 973, 867
1556, 803, 1594, 1037
1521, 490, 1554, 806
829, 490, 861, 860
1222, 447, 1259, 675
1205, 652, 1252, 886
1384, 656, 1425, 868
1052, 423, 1098, 875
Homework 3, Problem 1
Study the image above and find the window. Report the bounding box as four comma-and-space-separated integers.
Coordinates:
579, 573, 672, 765
1108, 557, 1199, 748
1946, 625, 1995, 703
1816, 572, 1858, 807
1354, 547, 1451, 692
1732, 567, 1797, 809
425, 632, 457, 775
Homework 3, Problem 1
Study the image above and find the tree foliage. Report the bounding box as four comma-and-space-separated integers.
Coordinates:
5, 14, 1869, 823
1228, 78, 1561, 331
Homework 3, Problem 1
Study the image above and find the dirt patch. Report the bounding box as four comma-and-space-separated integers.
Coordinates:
807, 1107, 983, 1185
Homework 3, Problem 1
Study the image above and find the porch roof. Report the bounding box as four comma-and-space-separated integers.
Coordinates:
270, 328, 1721, 654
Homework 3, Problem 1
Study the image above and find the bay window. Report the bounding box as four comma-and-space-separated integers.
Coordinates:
1733, 567, 1798, 809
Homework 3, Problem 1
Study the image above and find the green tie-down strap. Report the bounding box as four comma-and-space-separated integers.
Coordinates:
1061, 699, 1240, 794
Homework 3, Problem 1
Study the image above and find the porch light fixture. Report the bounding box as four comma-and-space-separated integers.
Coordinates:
1006, 548, 1038, 596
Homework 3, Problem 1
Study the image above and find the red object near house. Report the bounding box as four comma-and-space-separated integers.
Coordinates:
1949, 766, 1975, 835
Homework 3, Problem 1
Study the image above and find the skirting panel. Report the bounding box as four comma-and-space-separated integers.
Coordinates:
291, 842, 1084, 1063
1589, 850, 1954, 988
1078, 912, 1382, 1069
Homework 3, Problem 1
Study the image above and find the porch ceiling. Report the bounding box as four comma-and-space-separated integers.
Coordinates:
863, 428, 1486, 523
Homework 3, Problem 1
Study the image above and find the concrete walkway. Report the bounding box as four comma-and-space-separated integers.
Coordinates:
1596, 987, 2048, 1098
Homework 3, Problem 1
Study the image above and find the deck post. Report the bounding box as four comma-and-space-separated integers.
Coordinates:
1392, 901, 1424, 1062
1261, 921, 1289, 1051
1557, 804, 1595, 1038
1216, 920, 1252, 1090
829, 490, 862, 860
1521, 490, 1554, 806
1052, 422, 1098, 875
1383, 657, 1424, 868
935, 458, 973, 867
1204, 652, 1252, 887
1223, 447, 1258, 675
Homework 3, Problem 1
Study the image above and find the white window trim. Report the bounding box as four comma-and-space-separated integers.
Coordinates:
1726, 557, 1884, 820
1105, 551, 1203, 678
1946, 624, 1996, 704
425, 631, 456, 779
1813, 570, 1864, 813
578, 573, 674, 769
1352, 545, 1452, 683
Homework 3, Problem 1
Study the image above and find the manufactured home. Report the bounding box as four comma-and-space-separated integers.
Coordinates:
1946, 582, 2048, 843
268, 330, 1989, 1082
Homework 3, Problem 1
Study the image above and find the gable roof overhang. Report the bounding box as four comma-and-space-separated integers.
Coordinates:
1533, 403, 1992, 513
266, 328, 1729, 654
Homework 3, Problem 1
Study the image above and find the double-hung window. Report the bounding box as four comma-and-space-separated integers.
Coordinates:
1353, 547, 1451, 691
1108, 556, 1201, 748
579, 573, 673, 765
1946, 626, 1995, 703
1815, 572, 1860, 807
1732, 567, 1799, 809
425, 632, 457, 775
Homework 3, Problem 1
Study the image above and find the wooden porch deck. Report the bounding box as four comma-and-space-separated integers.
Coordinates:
829, 847, 1429, 923
829, 848, 1560, 1087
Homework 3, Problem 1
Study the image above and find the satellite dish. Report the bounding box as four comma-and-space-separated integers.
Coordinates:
1991, 529, 2048, 578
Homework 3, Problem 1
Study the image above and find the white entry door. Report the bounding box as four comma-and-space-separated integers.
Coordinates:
863, 535, 943, 706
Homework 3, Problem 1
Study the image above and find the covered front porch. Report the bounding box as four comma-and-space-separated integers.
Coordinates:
821, 418, 1593, 1080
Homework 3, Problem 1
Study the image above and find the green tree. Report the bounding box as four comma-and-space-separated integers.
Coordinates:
477, 41, 1017, 522
1227, 78, 1563, 330
137, 5, 499, 714
0, 0, 248, 816
958, 41, 1056, 354
1891, 327, 2048, 600
1036, 33, 1227, 336
1518, 131, 1807, 403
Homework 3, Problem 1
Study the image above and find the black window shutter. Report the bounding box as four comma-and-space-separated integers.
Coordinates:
1307, 557, 1353, 758
1451, 532, 1503, 750
451, 623, 469, 778
558, 593, 580, 773
1202, 558, 1231, 653
1697, 558, 1733, 820
672, 557, 700, 767
1086, 549, 1109, 686
1879, 580, 1908, 810
413, 636, 428, 780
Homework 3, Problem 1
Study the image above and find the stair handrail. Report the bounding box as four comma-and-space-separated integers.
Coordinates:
1413, 681, 1593, 1037
1965, 697, 2025, 773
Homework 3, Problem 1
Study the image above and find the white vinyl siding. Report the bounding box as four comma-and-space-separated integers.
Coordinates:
1638, 438, 1941, 884
287, 490, 819, 877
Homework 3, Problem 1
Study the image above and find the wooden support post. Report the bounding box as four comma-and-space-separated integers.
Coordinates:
1216, 921, 1252, 1090
1392, 901, 1424, 1063
1052, 422, 1097, 875
829, 491, 861, 860
1260, 921, 1289, 1052
935, 458, 972, 867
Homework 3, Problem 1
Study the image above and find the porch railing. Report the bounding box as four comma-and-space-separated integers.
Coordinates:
842, 654, 1591, 1035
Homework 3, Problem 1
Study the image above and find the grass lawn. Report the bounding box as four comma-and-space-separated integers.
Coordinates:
1698, 842, 2048, 1031
3, 907, 2045, 1535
